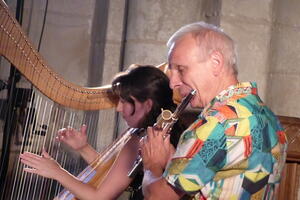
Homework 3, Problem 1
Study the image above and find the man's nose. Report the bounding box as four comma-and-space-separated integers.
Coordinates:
169, 71, 182, 89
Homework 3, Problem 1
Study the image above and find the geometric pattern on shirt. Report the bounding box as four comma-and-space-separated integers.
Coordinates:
214, 159, 248, 181
173, 135, 198, 158
178, 174, 203, 191
242, 173, 269, 194
226, 136, 247, 167
167, 158, 190, 175
198, 137, 227, 170
163, 82, 287, 200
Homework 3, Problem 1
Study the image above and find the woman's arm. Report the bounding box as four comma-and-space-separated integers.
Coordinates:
20, 135, 140, 200
93, 135, 141, 199
20, 149, 100, 200
56, 125, 99, 164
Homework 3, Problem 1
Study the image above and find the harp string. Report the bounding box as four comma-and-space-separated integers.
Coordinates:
11, 90, 35, 200
37, 102, 54, 200
1, 2, 116, 199
3, 83, 99, 199
30, 97, 44, 198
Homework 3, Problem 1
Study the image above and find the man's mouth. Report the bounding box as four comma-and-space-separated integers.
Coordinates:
180, 89, 195, 98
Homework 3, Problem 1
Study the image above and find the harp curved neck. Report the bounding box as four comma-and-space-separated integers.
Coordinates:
0, 1, 118, 110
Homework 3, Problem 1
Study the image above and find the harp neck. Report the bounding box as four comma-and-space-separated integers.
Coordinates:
0, 1, 117, 110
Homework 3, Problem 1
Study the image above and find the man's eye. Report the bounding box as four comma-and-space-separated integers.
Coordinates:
178, 66, 185, 74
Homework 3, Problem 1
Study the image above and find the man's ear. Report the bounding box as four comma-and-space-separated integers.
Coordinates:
144, 99, 153, 113
210, 50, 224, 76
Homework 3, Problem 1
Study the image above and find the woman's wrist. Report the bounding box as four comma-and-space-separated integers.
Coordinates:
76, 143, 91, 155
53, 166, 68, 181
77, 144, 99, 164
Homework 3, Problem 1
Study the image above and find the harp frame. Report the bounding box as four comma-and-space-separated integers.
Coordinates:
0, 0, 118, 111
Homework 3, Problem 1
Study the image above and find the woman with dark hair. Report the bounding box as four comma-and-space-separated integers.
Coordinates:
112, 64, 175, 128
20, 65, 184, 200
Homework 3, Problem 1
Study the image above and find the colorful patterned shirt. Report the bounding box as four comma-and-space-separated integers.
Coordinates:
163, 82, 287, 200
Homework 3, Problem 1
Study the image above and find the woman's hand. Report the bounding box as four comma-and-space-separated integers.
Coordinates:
57, 125, 99, 164
56, 125, 88, 151
140, 127, 175, 177
20, 149, 63, 180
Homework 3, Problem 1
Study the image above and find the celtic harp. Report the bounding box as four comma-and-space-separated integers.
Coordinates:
0, 1, 119, 199
0, 1, 175, 200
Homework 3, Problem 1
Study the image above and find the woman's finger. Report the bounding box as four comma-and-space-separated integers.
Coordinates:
20, 157, 39, 169
56, 128, 66, 141
81, 124, 87, 135
58, 134, 65, 141
42, 149, 51, 159
21, 152, 41, 162
57, 128, 66, 136
23, 167, 38, 174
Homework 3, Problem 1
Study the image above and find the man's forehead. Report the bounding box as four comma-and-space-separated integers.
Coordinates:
168, 49, 191, 69
170, 37, 198, 57
168, 35, 193, 56
168, 63, 187, 70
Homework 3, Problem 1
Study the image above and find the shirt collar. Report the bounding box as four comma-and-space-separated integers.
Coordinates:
200, 82, 257, 117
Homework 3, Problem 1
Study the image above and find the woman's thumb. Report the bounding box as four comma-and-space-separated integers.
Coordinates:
42, 148, 51, 159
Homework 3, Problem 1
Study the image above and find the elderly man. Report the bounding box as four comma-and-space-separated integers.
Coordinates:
141, 22, 287, 200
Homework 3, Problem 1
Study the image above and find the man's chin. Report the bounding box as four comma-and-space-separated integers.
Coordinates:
190, 98, 202, 108
190, 101, 197, 108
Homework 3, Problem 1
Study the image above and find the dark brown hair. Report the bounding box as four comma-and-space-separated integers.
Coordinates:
112, 65, 176, 128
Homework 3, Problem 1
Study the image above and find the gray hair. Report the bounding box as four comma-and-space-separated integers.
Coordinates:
167, 22, 238, 75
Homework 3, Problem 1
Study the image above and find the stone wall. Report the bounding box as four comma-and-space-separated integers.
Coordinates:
221, 0, 300, 118
267, 0, 300, 118
1, 0, 300, 199
221, 0, 274, 102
